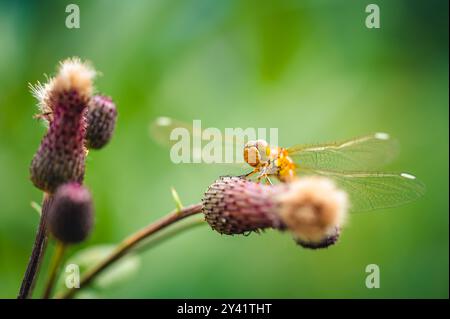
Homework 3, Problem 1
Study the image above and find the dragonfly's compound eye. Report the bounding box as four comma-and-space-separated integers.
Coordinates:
255, 139, 270, 163
244, 142, 260, 167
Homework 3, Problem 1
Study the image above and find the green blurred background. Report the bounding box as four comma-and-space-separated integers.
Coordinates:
0, 0, 448, 298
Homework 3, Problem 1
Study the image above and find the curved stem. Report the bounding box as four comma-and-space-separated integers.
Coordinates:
18, 193, 53, 299
42, 241, 66, 299
134, 217, 206, 254
58, 203, 203, 299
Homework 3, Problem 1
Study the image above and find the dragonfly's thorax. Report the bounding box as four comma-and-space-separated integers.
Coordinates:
273, 148, 296, 182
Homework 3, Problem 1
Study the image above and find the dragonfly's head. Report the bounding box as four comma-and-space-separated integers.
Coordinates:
244, 139, 270, 167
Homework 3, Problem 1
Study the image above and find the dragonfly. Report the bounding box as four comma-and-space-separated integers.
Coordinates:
150, 116, 425, 212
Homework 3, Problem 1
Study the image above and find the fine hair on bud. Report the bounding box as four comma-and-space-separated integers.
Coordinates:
30, 58, 96, 193
202, 176, 285, 235
276, 177, 348, 246
85, 95, 117, 149
47, 183, 94, 244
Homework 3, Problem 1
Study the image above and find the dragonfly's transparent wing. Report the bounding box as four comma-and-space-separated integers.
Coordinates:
150, 117, 192, 147
150, 116, 246, 147
287, 133, 399, 171
149, 116, 248, 166
299, 168, 425, 212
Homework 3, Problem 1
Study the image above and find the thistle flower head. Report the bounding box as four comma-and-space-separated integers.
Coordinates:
30, 58, 96, 193
47, 183, 94, 244
202, 176, 349, 249
85, 95, 117, 149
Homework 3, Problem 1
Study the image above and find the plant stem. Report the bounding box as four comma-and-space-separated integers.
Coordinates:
134, 217, 206, 254
58, 203, 203, 299
18, 193, 53, 299
42, 241, 66, 299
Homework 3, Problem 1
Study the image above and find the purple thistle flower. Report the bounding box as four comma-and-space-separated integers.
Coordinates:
29, 58, 96, 193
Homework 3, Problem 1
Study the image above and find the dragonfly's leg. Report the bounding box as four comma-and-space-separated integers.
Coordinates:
265, 176, 273, 185
241, 169, 258, 179
256, 173, 266, 183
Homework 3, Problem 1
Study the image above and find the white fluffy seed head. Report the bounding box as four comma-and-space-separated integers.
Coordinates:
276, 177, 349, 244
30, 57, 96, 123
54, 57, 96, 98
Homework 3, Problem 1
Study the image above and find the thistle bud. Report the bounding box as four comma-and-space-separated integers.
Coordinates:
85, 95, 117, 149
202, 176, 349, 249
202, 176, 284, 235
30, 58, 96, 193
47, 183, 94, 244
